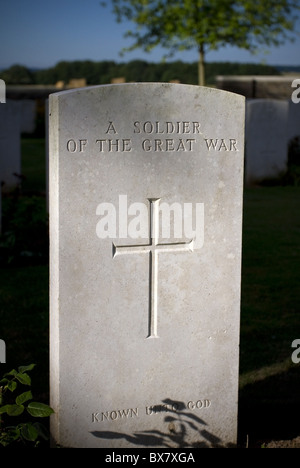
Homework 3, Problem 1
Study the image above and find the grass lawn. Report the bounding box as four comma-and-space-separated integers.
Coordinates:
21, 139, 47, 194
239, 187, 300, 446
0, 139, 299, 447
241, 187, 300, 374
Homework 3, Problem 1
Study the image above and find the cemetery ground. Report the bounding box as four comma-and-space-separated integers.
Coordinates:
0, 138, 299, 448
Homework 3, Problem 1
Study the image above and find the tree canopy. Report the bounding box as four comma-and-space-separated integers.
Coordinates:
0, 60, 282, 86
109, 0, 300, 85
0, 65, 34, 85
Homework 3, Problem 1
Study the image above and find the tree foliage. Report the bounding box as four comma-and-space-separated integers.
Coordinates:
1, 65, 34, 84
0, 60, 281, 87
109, 0, 300, 84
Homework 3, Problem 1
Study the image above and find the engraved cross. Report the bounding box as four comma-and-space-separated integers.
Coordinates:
113, 198, 194, 339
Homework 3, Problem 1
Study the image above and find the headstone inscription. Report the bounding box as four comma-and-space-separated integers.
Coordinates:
49, 83, 245, 448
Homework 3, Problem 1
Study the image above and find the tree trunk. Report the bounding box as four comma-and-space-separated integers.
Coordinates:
198, 45, 205, 86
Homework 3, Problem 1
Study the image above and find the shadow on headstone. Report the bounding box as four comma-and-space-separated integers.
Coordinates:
90, 398, 233, 448
49, 83, 244, 448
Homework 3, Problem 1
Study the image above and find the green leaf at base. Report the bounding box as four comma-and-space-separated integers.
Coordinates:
27, 402, 54, 418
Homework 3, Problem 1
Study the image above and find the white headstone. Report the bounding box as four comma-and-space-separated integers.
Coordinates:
45, 100, 49, 212
0, 80, 5, 104
246, 99, 289, 184
0, 101, 21, 193
50, 84, 245, 448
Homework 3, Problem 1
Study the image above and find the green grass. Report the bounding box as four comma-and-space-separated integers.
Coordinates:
0, 139, 299, 446
0, 140, 48, 399
21, 139, 46, 194
240, 187, 300, 374
0, 266, 49, 400
238, 186, 300, 446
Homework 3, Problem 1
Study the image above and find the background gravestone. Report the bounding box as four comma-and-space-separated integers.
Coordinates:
245, 99, 289, 184
0, 101, 21, 193
0, 80, 5, 104
288, 101, 300, 141
50, 83, 245, 448
0, 100, 35, 194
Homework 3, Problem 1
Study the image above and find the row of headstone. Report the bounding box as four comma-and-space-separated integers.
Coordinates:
1, 94, 298, 200
245, 99, 300, 184
216, 75, 299, 100
49, 83, 245, 448
44, 96, 300, 210
1, 84, 298, 447
0, 100, 36, 193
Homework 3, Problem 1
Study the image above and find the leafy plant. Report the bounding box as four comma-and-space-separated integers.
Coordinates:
0, 364, 54, 447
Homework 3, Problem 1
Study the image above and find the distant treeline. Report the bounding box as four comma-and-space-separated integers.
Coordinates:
0, 60, 282, 86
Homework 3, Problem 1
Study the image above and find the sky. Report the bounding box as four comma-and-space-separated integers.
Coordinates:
0, 0, 300, 70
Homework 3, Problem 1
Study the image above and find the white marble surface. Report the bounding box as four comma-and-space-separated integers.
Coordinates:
50, 83, 245, 448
